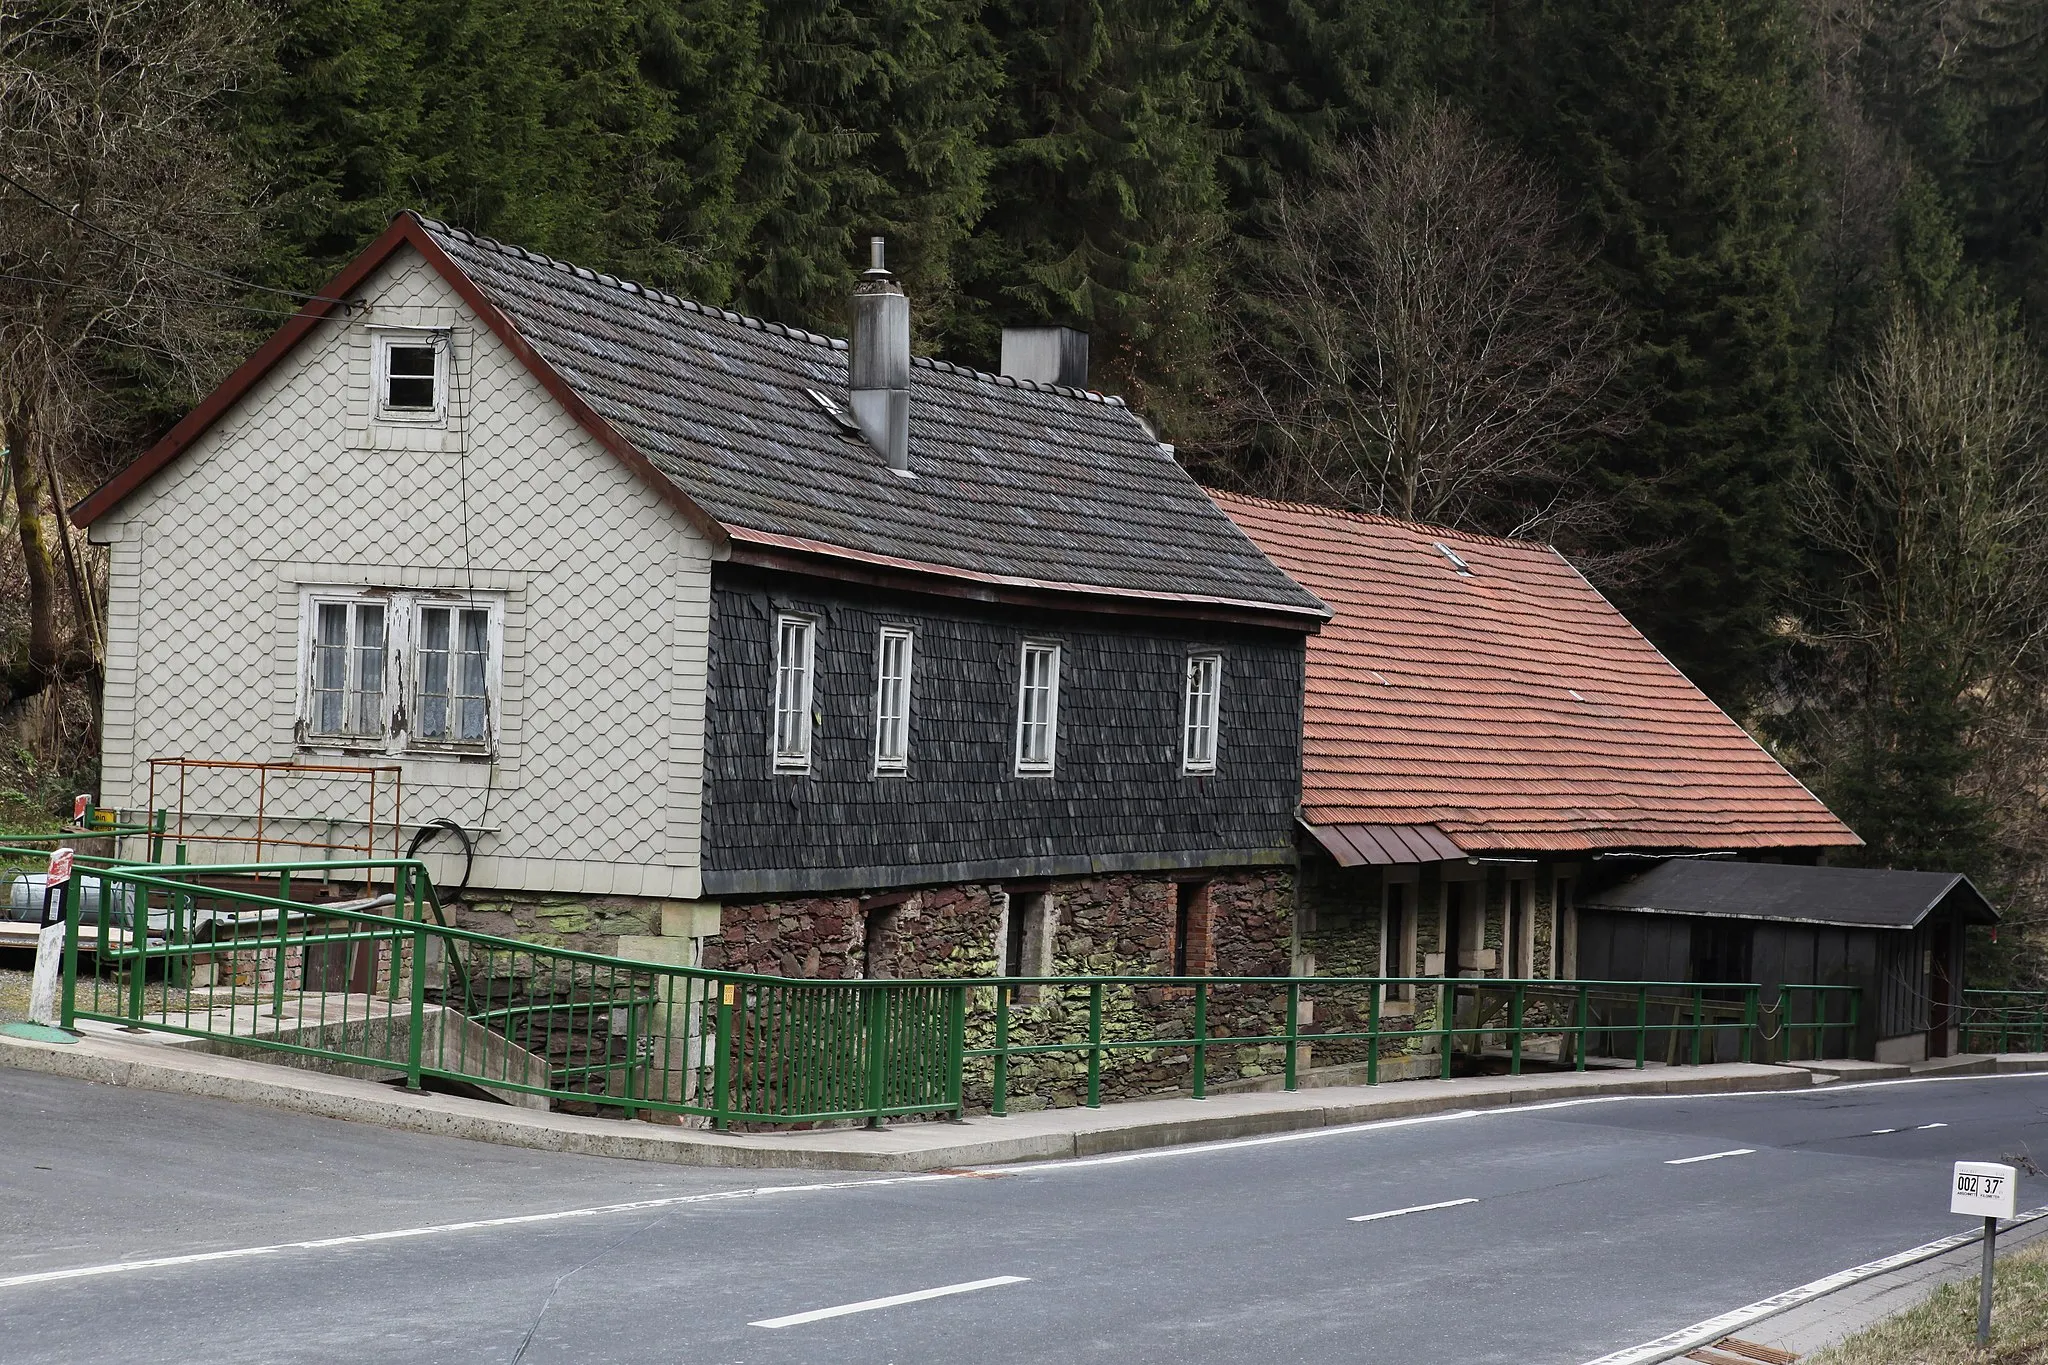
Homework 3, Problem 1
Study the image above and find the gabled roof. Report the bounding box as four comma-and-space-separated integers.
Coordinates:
1214, 492, 1861, 858
1581, 860, 1997, 929
77, 214, 1325, 626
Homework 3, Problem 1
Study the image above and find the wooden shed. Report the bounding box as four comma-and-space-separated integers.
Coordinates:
1578, 860, 1999, 1064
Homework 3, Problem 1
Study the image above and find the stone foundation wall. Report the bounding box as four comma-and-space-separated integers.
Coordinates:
705, 867, 1297, 1107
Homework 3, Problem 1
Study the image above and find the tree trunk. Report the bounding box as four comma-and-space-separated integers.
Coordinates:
4, 400, 64, 699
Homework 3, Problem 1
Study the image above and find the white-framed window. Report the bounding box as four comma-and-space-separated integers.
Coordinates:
1183, 653, 1221, 773
372, 330, 447, 425
1015, 641, 1061, 774
297, 589, 501, 753
773, 614, 816, 772
873, 626, 913, 773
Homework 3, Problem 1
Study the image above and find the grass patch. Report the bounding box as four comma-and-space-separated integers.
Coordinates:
1805, 1237, 2048, 1364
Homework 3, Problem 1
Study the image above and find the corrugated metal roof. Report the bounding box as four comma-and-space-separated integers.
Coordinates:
421, 220, 1327, 617
1217, 493, 1861, 856
1581, 860, 1996, 928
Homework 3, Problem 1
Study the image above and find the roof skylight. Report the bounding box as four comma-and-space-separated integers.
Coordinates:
1433, 541, 1473, 576
804, 387, 863, 437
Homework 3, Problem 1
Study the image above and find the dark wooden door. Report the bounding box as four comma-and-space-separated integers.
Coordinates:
1928, 929, 1954, 1058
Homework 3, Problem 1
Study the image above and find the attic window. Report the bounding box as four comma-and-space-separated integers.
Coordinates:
373, 332, 446, 425
805, 387, 863, 437
1433, 541, 1473, 576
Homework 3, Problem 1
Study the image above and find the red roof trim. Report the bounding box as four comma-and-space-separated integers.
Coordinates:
725, 526, 1330, 627
72, 215, 733, 554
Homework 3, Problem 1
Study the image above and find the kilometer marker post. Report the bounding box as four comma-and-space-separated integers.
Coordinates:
1952, 1160, 2019, 1345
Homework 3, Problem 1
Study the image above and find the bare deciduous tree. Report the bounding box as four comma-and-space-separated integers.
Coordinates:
1799, 307, 2048, 684
1221, 103, 1634, 542
1, 0, 263, 713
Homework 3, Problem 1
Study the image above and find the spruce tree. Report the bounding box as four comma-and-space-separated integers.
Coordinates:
734, 0, 998, 331
1498, 0, 1816, 706
1958, 0, 2048, 324
958, 0, 1231, 429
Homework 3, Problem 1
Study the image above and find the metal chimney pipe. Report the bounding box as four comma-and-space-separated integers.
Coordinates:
848, 236, 911, 473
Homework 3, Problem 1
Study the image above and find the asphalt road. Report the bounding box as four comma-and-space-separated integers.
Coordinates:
2, 1069, 2044, 1364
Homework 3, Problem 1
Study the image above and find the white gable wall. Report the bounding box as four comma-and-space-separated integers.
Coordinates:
88, 247, 713, 898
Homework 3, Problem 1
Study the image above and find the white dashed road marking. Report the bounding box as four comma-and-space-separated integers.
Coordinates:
750, 1276, 1030, 1329
1665, 1148, 1756, 1166
1348, 1198, 1479, 1223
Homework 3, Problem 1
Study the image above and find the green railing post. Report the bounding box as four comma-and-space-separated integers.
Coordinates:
711, 981, 734, 1132
170, 845, 190, 991
863, 985, 889, 1128
947, 985, 967, 1120
1775, 985, 1790, 1064
1689, 986, 1704, 1067
1284, 980, 1300, 1092
125, 874, 147, 1022
1741, 985, 1756, 1064
1509, 982, 1525, 1075
992, 985, 1011, 1118
1366, 981, 1381, 1087
270, 868, 293, 1019
406, 911, 426, 1091
1086, 981, 1103, 1109
1632, 985, 1647, 1070
1440, 979, 1455, 1080
1192, 980, 1209, 1100
59, 872, 80, 1029
1848, 988, 1861, 1061
149, 809, 167, 864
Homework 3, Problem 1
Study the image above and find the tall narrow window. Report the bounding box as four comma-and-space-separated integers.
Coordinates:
1383, 883, 1413, 1003
1170, 880, 1212, 977
773, 615, 815, 772
873, 626, 913, 773
416, 605, 492, 744
1015, 642, 1060, 774
308, 600, 387, 737
1183, 653, 1221, 773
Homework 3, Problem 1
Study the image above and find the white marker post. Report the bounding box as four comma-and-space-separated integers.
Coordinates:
1952, 1160, 2019, 1344
27, 847, 75, 1027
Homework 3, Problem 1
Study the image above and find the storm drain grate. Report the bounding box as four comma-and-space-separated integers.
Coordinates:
1686, 1339, 1799, 1365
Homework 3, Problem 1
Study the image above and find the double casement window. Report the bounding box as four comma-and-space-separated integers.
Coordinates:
299, 590, 501, 752
773, 615, 816, 772
873, 626, 914, 773
372, 331, 447, 425
1014, 642, 1061, 774
1183, 653, 1221, 773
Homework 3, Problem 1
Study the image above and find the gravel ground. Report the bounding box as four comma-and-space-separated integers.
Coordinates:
0, 968, 30, 1024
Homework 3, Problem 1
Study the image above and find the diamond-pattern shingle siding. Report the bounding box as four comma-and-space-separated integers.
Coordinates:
420, 220, 1323, 616
1215, 493, 1861, 855
93, 252, 714, 897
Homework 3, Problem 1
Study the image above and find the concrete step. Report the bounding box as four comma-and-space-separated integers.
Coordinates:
1908, 1053, 1998, 1077
1997, 1053, 2048, 1074
1787, 1059, 1910, 1083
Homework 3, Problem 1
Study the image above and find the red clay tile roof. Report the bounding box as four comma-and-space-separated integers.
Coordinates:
1214, 492, 1860, 857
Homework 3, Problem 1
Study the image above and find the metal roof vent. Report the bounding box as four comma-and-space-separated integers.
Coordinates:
848, 236, 912, 474
805, 387, 862, 437
1000, 325, 1090, 388
1434, 541, 1473, 576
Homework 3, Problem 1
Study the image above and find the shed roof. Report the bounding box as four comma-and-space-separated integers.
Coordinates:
1581, 859, 1998, 929
77, 215, 1325, 625
1214, 492, 1860, 857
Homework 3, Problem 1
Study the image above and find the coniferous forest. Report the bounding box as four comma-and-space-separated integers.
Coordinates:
5, 0, 2048, 981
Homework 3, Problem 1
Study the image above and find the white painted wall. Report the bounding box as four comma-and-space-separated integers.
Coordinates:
89, 246, 713, 898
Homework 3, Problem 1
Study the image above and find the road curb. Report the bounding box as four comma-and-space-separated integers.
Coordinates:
0, 1029, 1814, 1170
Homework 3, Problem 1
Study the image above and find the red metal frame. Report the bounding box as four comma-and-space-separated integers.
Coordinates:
144, 758, 402, 863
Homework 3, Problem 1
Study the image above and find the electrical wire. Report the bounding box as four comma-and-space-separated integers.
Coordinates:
0, 269, 314, 320
0, 171, 354, 309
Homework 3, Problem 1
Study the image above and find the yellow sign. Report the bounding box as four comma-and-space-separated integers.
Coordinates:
722, 984, 737, 1006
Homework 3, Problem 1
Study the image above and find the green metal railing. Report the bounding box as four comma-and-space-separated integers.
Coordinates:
44, 854, 963, 1128
1769, 984, 1862, 1062
1961, 989, 2048, 1054
22, 846, 1873, 1128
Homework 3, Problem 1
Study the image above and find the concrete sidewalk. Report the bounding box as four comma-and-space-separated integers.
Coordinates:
0, 1020, 1827, 1171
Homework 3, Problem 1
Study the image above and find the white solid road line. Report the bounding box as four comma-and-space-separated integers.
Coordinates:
1663, 1148, 1755, 1165
1348, 1198, 1479, 1223
1579, 1205, 2048, 1365
750, 1276, 1030, 1329
0, 1174, 961, 1292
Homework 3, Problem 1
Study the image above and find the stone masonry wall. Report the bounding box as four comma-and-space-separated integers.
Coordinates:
705, 867, 1296, 1108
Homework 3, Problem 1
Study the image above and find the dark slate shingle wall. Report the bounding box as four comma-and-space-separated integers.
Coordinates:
702, 569, 1305, 895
